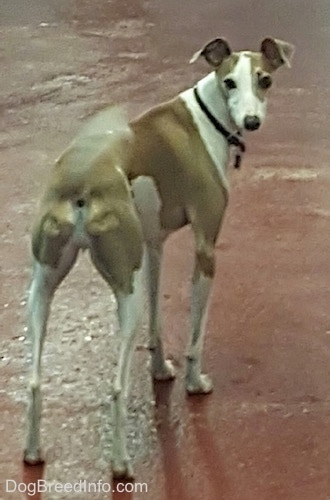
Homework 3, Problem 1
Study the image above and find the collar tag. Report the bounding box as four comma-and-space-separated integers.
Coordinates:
234, 151, 242, 169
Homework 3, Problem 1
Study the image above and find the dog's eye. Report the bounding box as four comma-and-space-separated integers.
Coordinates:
224, 78, 237, 90
258, 74, 272, 89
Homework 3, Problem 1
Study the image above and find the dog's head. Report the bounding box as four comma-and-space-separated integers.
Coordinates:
190, 37, 294, 131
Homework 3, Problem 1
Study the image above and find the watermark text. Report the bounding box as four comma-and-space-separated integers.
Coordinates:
6, 479, 148, 496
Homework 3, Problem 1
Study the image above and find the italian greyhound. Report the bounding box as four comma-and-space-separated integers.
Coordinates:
24, 37, 294, 478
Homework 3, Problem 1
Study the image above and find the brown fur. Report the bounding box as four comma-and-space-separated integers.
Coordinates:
32, 132, 143, 294
129, 98, 228, 277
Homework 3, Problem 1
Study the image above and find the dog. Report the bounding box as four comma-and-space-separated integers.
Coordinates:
24, 37, 294, 479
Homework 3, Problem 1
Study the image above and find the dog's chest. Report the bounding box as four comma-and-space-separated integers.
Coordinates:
179, 88, 230, 192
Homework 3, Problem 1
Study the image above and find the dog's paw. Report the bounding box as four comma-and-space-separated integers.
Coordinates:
112, 458, 135, 481
153, 359, 176, 381
23, 450, 44, 466
186, 373, 213, 395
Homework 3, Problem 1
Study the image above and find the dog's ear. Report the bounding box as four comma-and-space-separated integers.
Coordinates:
190, 38, 232, 67
260, 38, 295, 69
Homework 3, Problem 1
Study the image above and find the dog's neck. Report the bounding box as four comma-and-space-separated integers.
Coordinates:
179, 71, 238, 192
194, 71, 238, 134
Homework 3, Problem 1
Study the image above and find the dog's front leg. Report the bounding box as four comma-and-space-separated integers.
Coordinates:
186, 262, 214, 394
112, 268, 143, 480
185, 181, 226, 395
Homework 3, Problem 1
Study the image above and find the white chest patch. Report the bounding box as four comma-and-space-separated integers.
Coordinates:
179, 78, 231, 192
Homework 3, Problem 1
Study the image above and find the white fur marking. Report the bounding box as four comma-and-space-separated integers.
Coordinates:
227, 53, 267, 129
180, 73, 234, 192
132, 176, 170, 243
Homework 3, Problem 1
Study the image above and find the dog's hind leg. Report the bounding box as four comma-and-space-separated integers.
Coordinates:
87, 201, 144, 479
91, 247, 143, 478
144, 244, 175, 381
24, 212, 78, 464
111, 268, 144, 479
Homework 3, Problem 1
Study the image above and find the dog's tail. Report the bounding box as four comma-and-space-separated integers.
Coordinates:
55, 104, 134, 189
75, 105, 133, 142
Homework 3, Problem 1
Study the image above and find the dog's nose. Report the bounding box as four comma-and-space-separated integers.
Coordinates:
244, 115, 260, 131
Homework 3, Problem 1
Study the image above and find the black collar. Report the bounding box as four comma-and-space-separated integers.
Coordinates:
193, 86, 245, 168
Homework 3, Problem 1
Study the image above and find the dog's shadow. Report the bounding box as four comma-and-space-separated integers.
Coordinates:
152, 380, 190, 500
112, 479, 134, 500
22, 462, 44, 500
186, 394, 231, 499
153, 379, 231, 500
